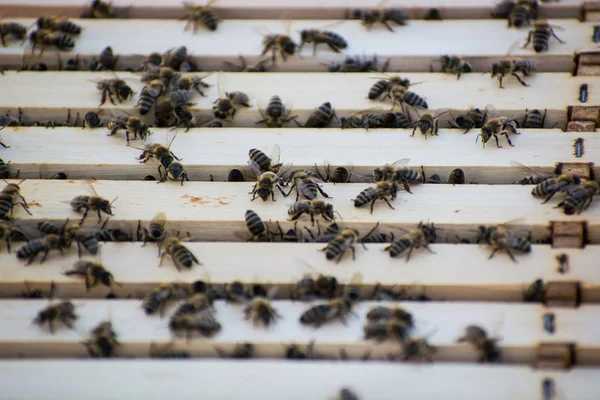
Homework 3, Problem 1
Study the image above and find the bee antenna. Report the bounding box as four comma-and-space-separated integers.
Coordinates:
109, 197, 118, 207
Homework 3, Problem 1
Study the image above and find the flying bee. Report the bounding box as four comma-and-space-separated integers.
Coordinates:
476, 223, 532, 262
82, 0, 117, 18
182, 0, 219, 32
64, 260, 120, 291
33, 301, 77, 333
257, 95, 297, 128
557, 181, 600, 215
384, 221, 437, 261
353, 2, 409, 32
16, 234, 67, 265
320, 227, 375, 263
249, 160, 291, 202
36, 17, 82, 35
70, 183, 117, 224
410, 109, 448, 139
457, 325, 501, 362
82, 110, 103, 129
138, 212, 168, 246
523, 19, 565, 53
107, 110, 151, 144
353, 181, 400, 214
364, 318, 411, 342
300, 297, 356, 327
84, 321, 119, 358
94, 75, 134, 105
223, 55, 272, 72
169, 312, 221, 339
508, 0, 538, 28
0, 179, 31, 220
28, 29, 75, 54
434, 55, 473, 79
288, 199, 340, 226
286, 171, 330, 201
298, 29, 348, 56
449, 107, 484, 133
314, 160, 353, 183
477, 106, 522, 148
259, 23, 297, 64
0, 22, 27, 46
159, 235, 202, 271
237, 209, 280, 242
336, 388, 359, 400
244, 289, 281, 327
489, 57, 536, 88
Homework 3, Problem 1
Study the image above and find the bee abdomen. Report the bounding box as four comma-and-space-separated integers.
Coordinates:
266, 95, 284, 119
55, 33, 75, 50
70, 196, 89, 211
323, 31, 348, 48
245, 210, 266, 236
402, 91, 428, 109
354, 187, 377, 208
299, 304, 329, 324
173, 246, 195, 269
368, 80, 389, 100
200, 11, 218, 31
507, 236, 531, 253
136, 88, 155, 116
38, 221, 60, 235
533, 29, 550, 53
387, 238, 412, 257
248, 149, 270, 171
78, 233, 99, 255
325, 239, 345, 260
16, 240, 43, 259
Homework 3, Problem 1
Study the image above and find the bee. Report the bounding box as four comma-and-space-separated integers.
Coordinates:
411, 109, 448, 139
213, 75, 251, 120
0, 108, 21, 129
257, 96, 297, 128
215, 343, 254, 359
381, 111, 412, 128
324, 54, 389, 73
244, 294, 281, 327
523, 19, 565, 53
286, 171, 330, 201
95, 76, 134, 106
320, 228, 370, 263
107, 110, 151, 144
337, 388, 360, 400
0, 221, 26, 252
159, 235, 202, 271
557, 181, 600, 215
401, 337, 437, 362
223, 55, 272, 72
158, 160, 189, 186
93, 218, 132, 242
16, 234, 66, 265
298, 29, 348, 56
361, 222, 394, 243
136, 87, 157, 116
28, 29, 75, 54
87, 46, 118, 71
300, 298, 356, 327
239, 209, 279, 242
523, 278, 544, 302
137, 212, 168, 246
172, 292, 214, 318
477, 107, 521, 148
0, 22, 27, 46
224, 281, 250, 303
449, 107, 485, 134
288, 199, 339, 226
260, 26, 297, 64
149, 342, 190, 359
182, 0, 219, 32
353, 3, 408, 32
249, 161, 290, 202
489, 57, 536, 88
162, 46, 188, 70
70, 184, 117, 225
0, 159, 17, 178
169, 312, 221, 339
22, 281, 56, 299
435, 55, 473, 79
61, 221, 100, 257
353, 181, 400, 214
82, 110, 103, 129
532, 174, 580, 203
141, 66, 178, 85
457, 325, 501, 362
139, 53, 163, 72
364, 318, 411, 342
423, 167, 466, 185
285, 340, 316, 359
368, 75, 410, 101
476, 224, 531, 262
384, 221, 437, 261
82, 0, 117, 18
33, 301, 77, 333
84, 321, 119, 358
556, 253, 569, 274
64, 260, 120, 291
0, 180, 31, 220
391, 87, 428, 110
492, 0, 517, 19
176, 75, 211, 97
340, 109, 384, 130
508, 0, 538, 28
143, 283, 190, 316
280, 221, 306, 243
36, 17, 82, 35
314, 161, 353, 184
366, 306, 414, 327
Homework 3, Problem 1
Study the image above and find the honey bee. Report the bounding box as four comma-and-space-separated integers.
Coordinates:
492, 0, 517, 19
361, 222, 394, 243
159, 235, 202, 271
224, 281, 249, 303
16, 234, 65, 265
475, 223, 532, 262
288, 199, 339, 226
390, 87, 428, 110
244, 291, 281, 327
401, 337, 437, 362
523, 19, 565, 53
141, 66, 178, 85
508, 0, 538, 28
373, 160, 418, 187
340, 109, 384, 130
352, 2, 408, 32
353, 181, 400, 214
22, 281, 56, 299
87, 46, 118, 71
384, 221, 437, 261
0, 220, 25, 252
249, 161, 291, 202
0, 180, 31, 220
162, 46, 188, 70
94, 218, 132, 242
82, 0, 117, 18
367, 75, 411, 101
248, 145, 285, 174
158, 161, 189, 186
324, 54, 389, 73
364, 318, 411, 342
82, 110, 103, 129
138, 212, 168, 246
489, 57, 536, 88
314, 160, 353, 183
449, 107, 484, 133
236, 209, 279, 242
286, 171, 330, 201
136, 130, 180, 168
60, 221, 100, 257
320, 228, 371, 263
523, 278, 544, 302
410, 109, 448, 139
381, 111, 412, 128
169, 312, 221, 339
143, 283, 189, 316
84, 321, 119, 358
182, 0, 219, 32
257, 95, 297, 128
298, 29, 348, 56
172, 292, 214, 318
64, 260, 120, 291
94, 75, 134, 105
136, 87, 157, 116
33, 301, 77, 333
366, 305, 414, 327
107, 110, 151, 144
28, 29, 75, 54
176, 75, 212, 97
435, 55, 473, 79
259, 23, 297, 64
213, 74, 251, 120
457, 325, 501, 362
0, 158, 17, 178
300, 298, 356, 327
70, 183, 117, 224
223, 55, 272, 72
36, 17, 82, 35
149, 342, 190, 358
522, 108, 547, 128
557, 181, 599, 215
215, 343, 254, 358
477, 106, 522, 148
285, 340, 316, 359
0, 22, 27, 46
531, 172, 580, 203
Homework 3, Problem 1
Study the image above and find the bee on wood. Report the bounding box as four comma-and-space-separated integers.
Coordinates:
340, 109, 385, 130
401, 337, 437, 362
149, 342, 190, 359
424, 8, 442, 20
143, 283, 189, 316
0, 22, 27, 46
390, 87, 428, 110
364, 318, 411, 342
176, 75, 211, 97
36, 17, 82, 35
162, 46, 188, 70
223, 281, 250, 303
172, 292, 214, 318
288, 199, 340, 226
360, 222, 394, 243
212, 75, 251, 120
28, 29, 75, 54
70, 183, 117, 225
508, 0, 538, 28
139, 53, 163, 72
353, 181, 400, 214
137, 212, 168, 246
107, 110, 151, 144
244, 290, 281, 327
314, 161, 353, 184
87, 46, 118, 71
457, 325, 501, 362
300, 298, 356, 327
476, 223, 532, 262
84, 321, 119, 358
224, 55, 272, 72
259, 24, 297, 64
169, 312, 221, 339
557, 181, 600, 215
286, 171, 330, 201
293, 274, 334, 301
0, 108, 21, 129
256, 95, 297, 128
324, 54, 389, 73
82, 110, 103, 129
434, 55, 473, 79
248, 145, 286, 174
531, 173, 580, 203
492, 0, 517, 19
236, 210, 280, 242
94, 75, 134, 106
16, 234, 67, 265
523, 109, 547, 128
374, 158, 422, 187
368, 75, 411, 101
0, 220, 26, 252
0, 159, 17, 178
158, 161, 189, 186
523, 19, 565, 53
298, 29, 348, 56
33, 301, 77, 333
352, 3, 408, 32
159, 235, 202, 271
136, 87, 158, 116
49, 172, 68, 179
477, 107, 521, 148
82, 0, 117, 18
384, 221, 437, 261
450, 107, 485, 134
0, 180, 31, 220
489, 57, 536, 88
366, 305, 414, 327
523, 278, 544, 302
59, 221, 100, 257
249, 161, 291, 202
285, 340, 316, 359
93, 218, 132, 242
64, 260, 120, 291
320, 227, 374, 263
22, 281, 56, 299
215, 343, 254, 359
381, 111, 412, 128
410, 109, 448, 139
182, 0, 219, 32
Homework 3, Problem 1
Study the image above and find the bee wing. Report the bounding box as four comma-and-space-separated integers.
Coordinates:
233, 230, 251, 241
217, 71, 227, 99
433, 109, 450, 119
111, 108, 132, 119
248, 160, 263, 179
276, 163, 294, 180
346, 106, 385, 119
165, 127, 179, 149
269, 144, 281, 165
482, 104, 498, 124
389, 158, 411, 168
509, 161, 552, 180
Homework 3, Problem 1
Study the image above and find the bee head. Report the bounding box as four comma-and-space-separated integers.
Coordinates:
256, 188, 271, 201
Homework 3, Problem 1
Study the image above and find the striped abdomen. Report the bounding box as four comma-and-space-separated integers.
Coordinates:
245, 210, 266, 237
266, 95, 284, 119
386, 237, 412, 257
368, 80, 390, 100
325, 237, 349, 260
401, 91, 428, 109
76, 232, 99, 255
136, 88, 155, 116
322, 31, 348, 48
172, 244, 197, 269
505, 236, 531, 253
305, 102, 335, 127
354, 187, 378, 208
38, 221, 60, 235
248, 148, 271, 171
299, 304, 336, 324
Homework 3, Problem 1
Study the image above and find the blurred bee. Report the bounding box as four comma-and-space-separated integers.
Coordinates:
324, 54, 389, 73
424, 8, 442, 20
366, 305, 414, 327
137, 212, 167, 246
153, 97, 177, 127
0, 158, 17, 178
401, 337, 437, 362
224, 281, 249, 303
22, 281, 56, 299
259, 24, 297, 64
0, 108, 21, 129
279, 221, 306, 243
215, 343, 254, 359
94, 75, 134, 105
244, 289, 281, 327
434, 55, 473, 79
58, 53, 80, 71
288, 199, 340, 226
523, 278, 544, 302
508, 0, 538, 28
84, 321, 119, 358
159, 235, 202, 271
94, 218, 132, 242
360, 222, 394, 243
314, 160, 353, 183
82, 0, 117, 18
36, 17, 82, 35
353, 181, 400, 214
141, 66, 178, 85
372, 159, 418, 187
257, 95, 297, 128
390, 87, 428, 110
340, 108, 385, 130
410, 109, 448, 139
368, 75, 411, 101
295, 102, 339, 128
492, 0, 517, 19
28, 29, 75, 54
87, 46, 118, 71
457, 325, 501, 362
176, 75, 211, 97
523, 108, 547, 128
237, 209, 280, 242
476, 223, 532, 262
286, 171, 330, 201
523, 19, 565, 53
364, 318, 411, 342
162, 46, 188, 70
107, 110, 151, 144
421, 166, 466, 185
33, 301, 77, 333
149, 342, 190, 359
384, 221, 437, 261
489, 57, 536, 88
249, 160, 291, 202
16, 234, 66, 265
82, 110, 103, 129
336, 388, 359, 400
172, 292, 214, 318
169, 312, 221, 339
0, 22, 27, 46
223, 55, 272, 72
381, 111, 412, 128
0, 220, 26, 252
557, 181, 599, 215
449, 107, 484, 133
320, 227, 375, 263
182, 0, 219, 32
477, 107, 521, 148
213, 75, 251, 120
58, 220, 100, 257
136, 87, 158, 116
64, 260, 120, 291
352, 2, 408, 32
138, 52, 163, 72
285, 340, 316, 359
292, 272, 338, 301
70, 183, 117, 224
298, 29, 348, 56
300, 297, 356, 327
0, 179, 31, 220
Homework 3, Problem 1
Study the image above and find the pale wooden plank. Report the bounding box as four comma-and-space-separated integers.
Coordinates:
3, 179, 600, 242
0, 300, 599, 363
0, 19, 591, 72
2, 242, 599, 302
2, 0, 584, 20
0, 72, 593, 128
1, 127, 596, 184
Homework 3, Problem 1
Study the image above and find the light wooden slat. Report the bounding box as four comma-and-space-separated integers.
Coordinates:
1, 300, 599, 364
3, 243, 599, 302
6, 179, 600, 242
2, 361, 598, 400
1, 127, 596, 184
3, 0, 584, 20
0, 72, 594, 128
0, 19, 592, 72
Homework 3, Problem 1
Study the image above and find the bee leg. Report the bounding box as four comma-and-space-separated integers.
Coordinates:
433, 120, 439, 136
424, 244, 436, 254
541, 189, 560, 204
382, 197, 396, 211
48, 320, 55, 334
503, 132, 514, 147
522, 31, 533, 48
494, 134, 502, 148
488, 247, 500, 260
382, 21, 395, 32
498, 76, 504, 89
512, 73, 529, 87
405, 246, 415, 262
550, 29, 565, 43
350, 245, 356, 260
411, 126, 417, 137
25, 252, 39, 266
